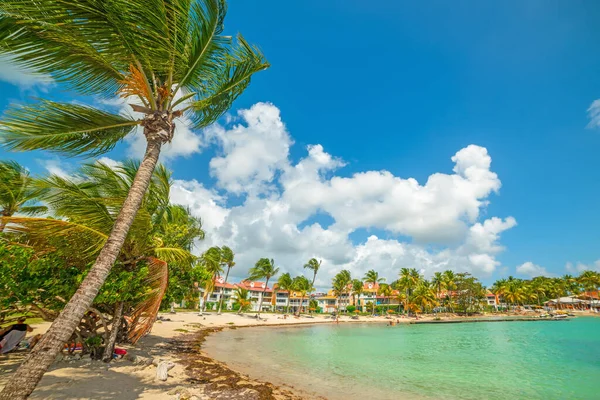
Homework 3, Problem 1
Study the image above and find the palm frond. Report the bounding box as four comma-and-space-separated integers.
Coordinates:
17, 205, 48, 216
187, 35, 269, 128
153, 246, 195, 266
1, 216, 107, 258
0, 100, 139, 157
128, 257, 168, 343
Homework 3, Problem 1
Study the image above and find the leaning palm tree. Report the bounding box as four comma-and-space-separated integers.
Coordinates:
293, 275, 313, 316
199, 246, 223, 312
364, 270, 385, 316
303, 258, 322, 299
247, 258, 279, 317
0, 161, 47, 232
0, 1, 267, 396
216, 246, 235, 314
277, 272, 294, 314
431, 272, 446, 308
378, 283, 393, 314
351, 279, 364, 311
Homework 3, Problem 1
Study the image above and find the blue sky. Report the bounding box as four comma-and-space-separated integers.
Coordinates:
1, 1, 600, 285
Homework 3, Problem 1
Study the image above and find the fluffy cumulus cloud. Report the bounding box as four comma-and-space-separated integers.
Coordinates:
516, 261, 552, 278
205, 102, 292, 194
166, 102, 517, 287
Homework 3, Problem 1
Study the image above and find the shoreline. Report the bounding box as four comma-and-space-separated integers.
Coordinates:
2, 311, 597, 399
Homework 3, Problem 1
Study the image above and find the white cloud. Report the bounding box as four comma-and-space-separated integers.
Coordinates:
566, 260, 600, 274
168, 102, 516, 287
206, 102, 292, 195
516, 261, 552, 278
0, 55, 53, 88
587, 99, 600, 129
97, 157, 123, 169
39, 158, 70, 179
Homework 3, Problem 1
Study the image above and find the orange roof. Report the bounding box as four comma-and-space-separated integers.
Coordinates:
237, 280, 273, 293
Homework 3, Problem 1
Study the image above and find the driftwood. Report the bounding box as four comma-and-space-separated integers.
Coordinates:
156, 361, 175, 381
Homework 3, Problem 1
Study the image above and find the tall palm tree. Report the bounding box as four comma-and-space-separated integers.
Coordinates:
247, 258, 279, 317
578, 271, 600, 309
431, 272, 446, 308
303, 258, 322, 302
378, 283, 393, 314
216, 246, 235, 314
0, 161, 47, 232
351, 279, 364, 310
199, 247, 223, 312
398, 268, 421, 315
411, 281, 438, 314
293, 275, 312, 315
363, 270, 385, 315
277, 272, 294, 314
442, 270, 457, 312
332, 270, 351, 312
0, 1, 268, 396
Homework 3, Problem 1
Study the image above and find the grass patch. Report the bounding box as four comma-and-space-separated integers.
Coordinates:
174, 328, 189, 333
226, 322, 235, 325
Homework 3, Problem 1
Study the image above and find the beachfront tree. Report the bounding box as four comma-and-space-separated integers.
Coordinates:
398, 268, 421, 315
233, 287, 251, 314
378, 283, 393, 314
332, 270, 352, 313
351, 279, 364, 311
216, 246, 235, 314
247, 258, 279, 317
292, 275, 312, 315
431, 272, 446, 307
277, 272, 294, 314
364, 270, 385, 316
442, 270, 457, 312
411, 281, 438, 314
199, 247, 223, 312
0, 161, 47, 232
0, 1, 268, 396
304, 258, 322, 297
578, 271, 600, 304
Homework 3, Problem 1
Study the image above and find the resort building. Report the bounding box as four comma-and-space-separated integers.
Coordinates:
271, 285, 310, 313
198, 279, 274, 312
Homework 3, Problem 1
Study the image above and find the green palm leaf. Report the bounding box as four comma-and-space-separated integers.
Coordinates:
0, 100, 139, 156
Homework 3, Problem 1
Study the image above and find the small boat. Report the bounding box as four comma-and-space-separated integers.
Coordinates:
552, 314, 568, 319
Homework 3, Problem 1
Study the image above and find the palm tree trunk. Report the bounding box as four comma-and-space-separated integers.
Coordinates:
217, 267, 231, 314
297, 295, 305, 316
0, 139, 162, 400
286, 291, 290, 314
257, 278, 269, 317
102, 302, 124, 363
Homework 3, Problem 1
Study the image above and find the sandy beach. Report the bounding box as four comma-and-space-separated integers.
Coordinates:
1, 311, 595, 399
0, 312, 405, 399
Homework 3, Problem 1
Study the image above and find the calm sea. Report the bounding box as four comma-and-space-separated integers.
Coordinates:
203, 317, 600, 400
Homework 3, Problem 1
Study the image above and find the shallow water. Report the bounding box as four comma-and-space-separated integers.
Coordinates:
203, 318, 600, 400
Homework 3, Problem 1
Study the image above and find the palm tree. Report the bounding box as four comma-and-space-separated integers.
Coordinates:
442, 270, 457, 312
332, 270, 351, 312
277, 272, 294, 314
1, 161, 199, 358
233, 287, 251, 314
351, 279, 364, 311
578, 271, 600, 309
431, 272, 446, 309
216, 246, 235, 314
398, 268, 421, 315
0, 1, 268, 396
363, 270, 385, 315
411, 281, 438, 315
199, 247, 223, 312
247, 258, 279, 317
303, 258, 322, 301
378, 283, 393, 314
0, 161, 47, 232
293, 276, 312, 315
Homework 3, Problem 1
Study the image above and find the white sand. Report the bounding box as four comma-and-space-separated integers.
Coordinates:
0, 312, 394, 399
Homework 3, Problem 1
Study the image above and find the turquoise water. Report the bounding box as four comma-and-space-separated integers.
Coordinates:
204, 318, 600, 400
